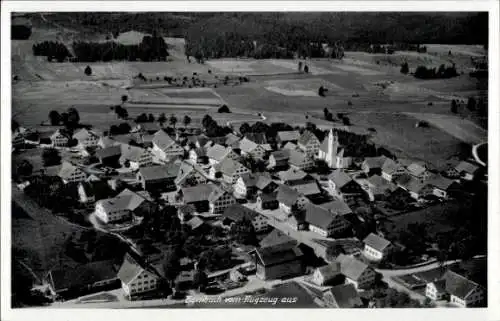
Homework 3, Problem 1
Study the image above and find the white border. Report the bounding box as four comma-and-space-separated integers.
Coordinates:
1, 1, 499, 321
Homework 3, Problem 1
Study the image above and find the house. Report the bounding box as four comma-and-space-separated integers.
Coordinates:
77, 180, 112, 206
234, 172, 277, 199
256, 191, 279, 210
185, 216, 205, 231
361, 156, 387, 176
312, 262, 343, 286
283, 142, 298, 151
137, 163, 180, 191
425, 270, 485, 307
250, 244, 304, 280
288, 149, 314, 171
381, 158, 406, 182
211, 158, 250, 184
58, 162, 86, 184
206, 144, 238, 165
98, 136, 120, 149
361, 175, 398, 201
177, 204, 196, 223
323, 284, 363, 308
95, 145, 122, 167
50, 129, 70, 147
261, 281, 323, 307
336, 254, 376, 289
395, 174, 427, 200
304, 203, 351, 238
151, 130, 184, 161
267, 150, 290, 170
289, 181, 322, 202
12, 131, 25, 149
363, 233, 392, 261
276, 184, 309, 214
175, 162, 207, 188
119, 145, 153, 170
46, 260, 119, 297
94, 189, 152, 223
186, 134, 210, 149
222, 204, 269, 233
276, 130, 300, 144
426, 175, 458, 198
239, 137, 269, 160
453, 161, 480, 181
407, 162, 431, 181
319, 199, 353, 217
225, 133, 241, 149
188, 148, 208, 164
277, 167, 311, 184
327, 170, 364, 201
117, 253, 162, 299
73, 128, 100, 148
259, 229, 297, 249
174, 270, 195, 290
297, 130, 320, 157
134, 122, 160, 134
181, 183, 235, 214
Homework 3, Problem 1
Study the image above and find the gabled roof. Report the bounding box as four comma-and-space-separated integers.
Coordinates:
175, 162, 204, 185
443, 270, 481, 299
78, 180, 112, 199
328, 170, 353, 189
276, 184, 301, 206
239, 173, 273, 189
317, 262, 342, 281
120, 144, 149, 162
187, 134, 210, 147
283, 142, 298, 150
73, 128, 99, 141
298, 130, 319, 146
95, 145, 122, 159
262, 281, 320, 307
288, 149, 310, 166
215, 158, 248, 176
363, 233, 391, 252
407, 163, 427, 177
258, 191, 278, 202
222, 204, 259, 222
190, 147, 207, 157
260, 229, 297, 249
97, 188, 149, 213
278, 168, 308, 182
305, 203, 343, 230
152, 130, 176, 150
277, 130, 300, 142
51, 129, 70, 140
455, 161, 480, 174
186, 216, 204, 230
49, 260, 117, 291
139, 163, 181, 181
319, 199, 352, 216
291, 182, 321, 196
270, 149, 290, 161
253, 245, 303, 266
363, 156, 387, 169
99, 136, 119, 148
206, 144, 231, 161
225, 133, 241, 147
381, 158, 403, 175
58, 162, 84, 179
325, 284, 363, 308
117, 253, 144, 285
182, 184, 223, 203
427, 175, 455, 191
239, 137, 259, 153
396, 174, 426, 193
336, 254, 371, 281
366, 175, 398, 194
430, 279, 447, 293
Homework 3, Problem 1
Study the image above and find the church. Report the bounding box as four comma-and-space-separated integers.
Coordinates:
317, 129, 353, 169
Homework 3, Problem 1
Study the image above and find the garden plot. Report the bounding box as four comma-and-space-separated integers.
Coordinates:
267, 59, 336, 75
265, 78, 342, 97
331, 63, 384, 76
127, 87, 224, 106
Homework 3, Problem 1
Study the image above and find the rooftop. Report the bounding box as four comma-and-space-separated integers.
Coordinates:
363, 233, 391, 252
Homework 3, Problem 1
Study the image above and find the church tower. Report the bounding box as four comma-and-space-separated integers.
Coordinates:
325, 129, 339, 168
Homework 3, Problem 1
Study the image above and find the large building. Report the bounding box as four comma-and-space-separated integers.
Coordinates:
151, 130, 184, 162
304, 203, 351, 238
117, 253, 162, 299
73, 128, 100, 148
250, 244, 304, 280
222, 204, 269, 233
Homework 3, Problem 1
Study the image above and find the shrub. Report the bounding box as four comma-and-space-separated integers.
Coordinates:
84, 65, 92, 76
218, 105, 231, 113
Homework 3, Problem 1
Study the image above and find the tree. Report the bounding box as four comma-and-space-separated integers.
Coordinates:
214, 171, 223, 179
14, 159, 33, 178
48, 110, 61, 125
121, 95, 128, 104
163, 250, 181, 286
451, 99, 458, 113
323, 108, 329, 119
183, 115, 192, 128
400, 62, 409, 74
169, 115, 178, 128
67, 108, 80, 127
298, 61, 303, 72
342, 117, 351, 126
303, 65, 309, 73
239, 123, 251, 135
84, 65, 92, 76
42, 148, 61, 166
148, 113, 155, 122
202, 115, 214, 128
118, 122, 131, 134
12, 119, 20, 133
135, 113, 148, 123
193, 269, 208, 292
218, 105, 230, 113
467, 96, 477, 111
158, 113, 167, 125
318, 86, 326, 97
114, 105, 128, 119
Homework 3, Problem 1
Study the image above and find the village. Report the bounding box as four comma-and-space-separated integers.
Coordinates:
11, 103, 487, 308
